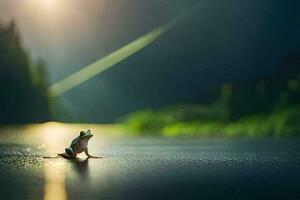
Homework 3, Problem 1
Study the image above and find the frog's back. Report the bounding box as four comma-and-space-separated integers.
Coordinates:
70, 136, 79, 147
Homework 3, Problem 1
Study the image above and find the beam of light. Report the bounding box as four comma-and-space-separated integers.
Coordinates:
48, 19, 179, 98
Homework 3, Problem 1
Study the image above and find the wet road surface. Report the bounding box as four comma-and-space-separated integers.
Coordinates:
0, 123, 300, 200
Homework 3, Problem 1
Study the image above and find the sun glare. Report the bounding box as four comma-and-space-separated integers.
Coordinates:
26, 0, 62, 12
42, 0, 58, 6
41, 0, 60, 10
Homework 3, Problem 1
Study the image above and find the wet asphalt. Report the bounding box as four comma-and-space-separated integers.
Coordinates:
0, 124, 300, 200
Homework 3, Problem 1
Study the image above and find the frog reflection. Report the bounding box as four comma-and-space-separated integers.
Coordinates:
72, 157, 90, 179
58, 130, 102, 159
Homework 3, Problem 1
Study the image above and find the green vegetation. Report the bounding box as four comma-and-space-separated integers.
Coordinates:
121, 105, 300, 138
121, 58, 300, 137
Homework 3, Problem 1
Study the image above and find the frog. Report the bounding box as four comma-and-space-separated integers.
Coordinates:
58, 129, 102, 159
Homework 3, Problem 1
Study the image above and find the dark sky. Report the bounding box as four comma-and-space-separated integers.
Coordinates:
0, 0, 300, 122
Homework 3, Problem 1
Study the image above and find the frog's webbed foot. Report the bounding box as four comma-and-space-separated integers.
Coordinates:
84, 148, 102, 159
87, 155, 103, 159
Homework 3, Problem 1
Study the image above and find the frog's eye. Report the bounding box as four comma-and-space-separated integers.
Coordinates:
80, 131, 85, 137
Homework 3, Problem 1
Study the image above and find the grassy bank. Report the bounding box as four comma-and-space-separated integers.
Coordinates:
121, 105, 300, 137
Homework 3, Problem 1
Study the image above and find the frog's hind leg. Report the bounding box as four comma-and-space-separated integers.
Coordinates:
43, 153, 72, 159
43, 155, 60, 159
58, 152, 76, 159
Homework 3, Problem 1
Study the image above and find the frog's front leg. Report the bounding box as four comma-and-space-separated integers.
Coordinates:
84, 147, 102, 158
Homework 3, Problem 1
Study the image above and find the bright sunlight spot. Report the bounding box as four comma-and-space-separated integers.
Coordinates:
41, 0, 60, 10
26, 0, 62, 13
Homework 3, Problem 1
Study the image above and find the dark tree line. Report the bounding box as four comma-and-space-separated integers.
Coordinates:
221, 49, 300, 121
0, 21, 51, 124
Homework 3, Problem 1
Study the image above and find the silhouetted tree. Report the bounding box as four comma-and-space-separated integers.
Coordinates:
0, 21, 50, 124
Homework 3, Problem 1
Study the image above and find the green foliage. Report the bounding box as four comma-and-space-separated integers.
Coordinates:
162, 121, 223, 137
121, 68, 300, 137
121, 106, 300, 137
224, 107, 300, 137
121, 110, 175, 135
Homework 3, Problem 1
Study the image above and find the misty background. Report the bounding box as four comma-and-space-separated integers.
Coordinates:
0, 0, 299, 136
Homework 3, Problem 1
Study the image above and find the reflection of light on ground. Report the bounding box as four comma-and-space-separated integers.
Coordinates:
44, 160, 67, 200
0, 123, 118, 199
32, 122, 115, 200
39, 122, 71, 149
40, 123, 69, 200
21, 122, 116, 157
23, 122, 72, 152
20, 122, 118, 200
32, 122, 69, 200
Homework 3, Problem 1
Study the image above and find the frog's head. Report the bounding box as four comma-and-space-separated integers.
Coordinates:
79, 129, 93, 140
